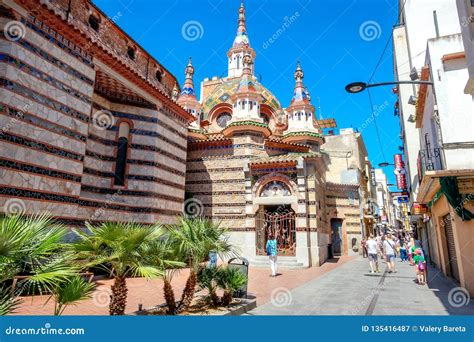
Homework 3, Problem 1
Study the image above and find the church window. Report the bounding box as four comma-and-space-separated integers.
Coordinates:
114, 122, 130, 186
217, 112, 232, 128
155, 70, 162, 82
88, 15, 100, 32
236, 55, 241, 69
260, 113, 269, 125
127, 46, 136, 60
260, 181, 291, 197
249, 101, 253, 110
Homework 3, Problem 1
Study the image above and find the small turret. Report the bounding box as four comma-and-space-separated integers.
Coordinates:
177, 57, 201, 127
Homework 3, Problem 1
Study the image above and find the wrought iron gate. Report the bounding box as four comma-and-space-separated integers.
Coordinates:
256, 206, 296, 256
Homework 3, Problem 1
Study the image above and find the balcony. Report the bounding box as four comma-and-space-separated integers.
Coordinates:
417, 148, 443, 182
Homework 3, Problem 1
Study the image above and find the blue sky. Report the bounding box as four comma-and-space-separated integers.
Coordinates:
94, 0, 400, 185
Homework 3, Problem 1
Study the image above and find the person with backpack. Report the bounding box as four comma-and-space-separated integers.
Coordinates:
413, 248, 426, 285
383, 234, 397, 273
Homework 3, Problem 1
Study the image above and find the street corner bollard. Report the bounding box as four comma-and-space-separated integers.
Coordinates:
228, 257, 249, 299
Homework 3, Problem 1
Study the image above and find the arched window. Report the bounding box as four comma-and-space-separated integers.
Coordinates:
155, 69, 162, 82
260, 113, 269, 125
88, 14, 100, 32
114, 122, 130, 186
260, 181, 291, 197
127, 47, 136, 60
217, 112, 232, 128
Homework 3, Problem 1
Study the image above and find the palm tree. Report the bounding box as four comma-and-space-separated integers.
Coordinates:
142, 238, 185, 314
0, 286, 21, 316
216, 267, 247, 306
197, 266, 220, 306
49, 276, 95, 316
0, 214, 77, 314
73, 221, 163, 315
167, 217, 237, 313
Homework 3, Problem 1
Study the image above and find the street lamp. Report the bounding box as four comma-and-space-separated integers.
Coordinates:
378, 162, 394, 167
345, 80, 433, 94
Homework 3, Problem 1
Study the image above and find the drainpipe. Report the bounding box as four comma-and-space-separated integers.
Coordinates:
433, 11, 440, 38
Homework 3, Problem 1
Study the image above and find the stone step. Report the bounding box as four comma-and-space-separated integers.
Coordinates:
249, 259, 306, 269
253, 256, 299, 262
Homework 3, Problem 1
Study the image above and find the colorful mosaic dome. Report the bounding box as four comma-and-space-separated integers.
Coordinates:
202, 77, 283, 120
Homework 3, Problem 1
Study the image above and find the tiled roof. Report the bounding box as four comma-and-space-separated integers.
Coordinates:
227, 120, 269, 128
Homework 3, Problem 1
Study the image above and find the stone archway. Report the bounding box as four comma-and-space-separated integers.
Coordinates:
251, 173, 299, 256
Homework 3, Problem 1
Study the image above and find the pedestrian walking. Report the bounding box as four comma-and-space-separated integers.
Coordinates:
399, 240, 408, 262
366, 235, 379, 274
361, 237, 368, 258
413, 249, 426, 285
383, 234, 397, 273
266, 233, 278, 277
408, 237, 415, 265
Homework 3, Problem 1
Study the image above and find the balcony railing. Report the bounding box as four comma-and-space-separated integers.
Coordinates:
417, 147, 443, 182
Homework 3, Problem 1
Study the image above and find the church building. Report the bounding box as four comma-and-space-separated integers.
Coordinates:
0, 0, 371, 267
180, 3, 367, 266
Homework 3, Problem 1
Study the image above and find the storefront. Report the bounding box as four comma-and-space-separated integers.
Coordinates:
417, 170, 474, 297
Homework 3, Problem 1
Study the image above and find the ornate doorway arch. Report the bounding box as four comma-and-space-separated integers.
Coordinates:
256, 205, 296, 256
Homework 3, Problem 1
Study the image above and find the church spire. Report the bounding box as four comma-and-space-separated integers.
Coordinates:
181, 57, 196, 97
234, 2, 250, 48
285, 62, 320, 136
177, 57, 201, 127
290, 61, 311, 106
227, 2, 255, 78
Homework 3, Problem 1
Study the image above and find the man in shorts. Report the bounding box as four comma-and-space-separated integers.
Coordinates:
383, 234, 397, 273
366, 234, 379, 274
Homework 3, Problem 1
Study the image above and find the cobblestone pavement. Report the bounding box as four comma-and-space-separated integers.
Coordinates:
248, 256, 474, 315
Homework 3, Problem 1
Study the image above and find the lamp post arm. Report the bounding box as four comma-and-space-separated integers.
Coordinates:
366, 80, 433, 89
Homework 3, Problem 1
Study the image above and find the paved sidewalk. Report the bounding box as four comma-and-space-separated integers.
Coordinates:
249, 256, 474, 315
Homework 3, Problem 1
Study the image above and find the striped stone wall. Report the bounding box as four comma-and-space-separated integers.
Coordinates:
0, 8, 189, 226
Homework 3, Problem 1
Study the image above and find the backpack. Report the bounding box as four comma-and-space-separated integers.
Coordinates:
418, 260, 425, 271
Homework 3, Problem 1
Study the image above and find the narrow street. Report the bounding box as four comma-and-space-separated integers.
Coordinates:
248, 257, 474, 315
